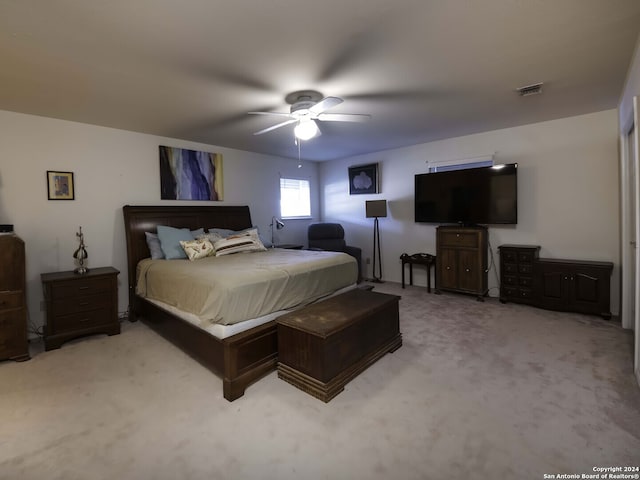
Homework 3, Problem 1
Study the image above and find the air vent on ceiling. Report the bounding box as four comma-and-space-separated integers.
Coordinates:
516, 82, 544, 97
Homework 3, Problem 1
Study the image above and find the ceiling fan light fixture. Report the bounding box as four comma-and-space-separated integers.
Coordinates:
294, 119, 319, 140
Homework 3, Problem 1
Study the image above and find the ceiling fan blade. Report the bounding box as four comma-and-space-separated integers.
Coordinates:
316, 113, 371, 123
248, 111, 292, 117
309, 96, 343, 115
253, 119, 297, 135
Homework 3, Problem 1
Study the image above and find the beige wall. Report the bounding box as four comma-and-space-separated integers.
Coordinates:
320, 109, 621, 314
0, 110, 319, 333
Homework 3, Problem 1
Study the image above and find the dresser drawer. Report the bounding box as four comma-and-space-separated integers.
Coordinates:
0, 309, 25, 352
53, 308, 114, 332
439, 232, 478, 248
519, 264, 533, 274
52, 292, 112, 316
503, 275, 517, 286
519, 276, 533, 287
503, 286, 518, 298
502, 250, 517, 263
518, 288, 534, 299
518, 252, 535, 264
0, 291, 23, 310
503, 263, 517, 274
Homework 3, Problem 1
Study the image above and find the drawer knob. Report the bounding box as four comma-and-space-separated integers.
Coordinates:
465, 268, 470, 272
446, 266, 451, 270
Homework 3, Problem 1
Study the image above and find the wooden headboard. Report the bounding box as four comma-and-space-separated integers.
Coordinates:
122, 205, 253, 314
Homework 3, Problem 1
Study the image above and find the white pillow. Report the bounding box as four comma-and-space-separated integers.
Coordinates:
179, 239, 215, 261
214, 229, 266, 256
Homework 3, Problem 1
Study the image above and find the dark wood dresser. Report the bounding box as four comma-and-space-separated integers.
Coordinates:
436, 225, 488, 299
0, 234, 30, 362
42, 266, 120, 350
498, 244, 540, 304
498, 244, 613, 319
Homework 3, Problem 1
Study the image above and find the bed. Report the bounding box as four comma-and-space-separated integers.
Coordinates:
122, 205, 356, 401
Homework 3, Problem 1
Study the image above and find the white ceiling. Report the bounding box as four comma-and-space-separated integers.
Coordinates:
1, 1, 639, 161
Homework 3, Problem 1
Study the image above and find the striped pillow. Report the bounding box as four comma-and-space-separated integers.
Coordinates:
214, 229, 266, 256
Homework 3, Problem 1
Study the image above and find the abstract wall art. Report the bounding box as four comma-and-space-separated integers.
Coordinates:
159, 146, 224, 200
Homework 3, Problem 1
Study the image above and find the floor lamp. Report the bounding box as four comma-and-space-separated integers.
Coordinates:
366, 200, 387, 283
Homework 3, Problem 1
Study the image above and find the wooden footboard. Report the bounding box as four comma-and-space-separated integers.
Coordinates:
223, 320, 278, 401
136, 297, 278, 401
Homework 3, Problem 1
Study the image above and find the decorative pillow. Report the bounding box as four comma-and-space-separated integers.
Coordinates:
145, 232, 165, 260
208, 226, 271, 248
190, 228, 205, 237
214, 228, 267, 256
179, 239, 215, 261
157, 225, 195, 260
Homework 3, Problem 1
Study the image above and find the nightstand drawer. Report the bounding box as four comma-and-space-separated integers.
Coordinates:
50, 277, 111, 299
0, 291, 23, 310
53, 309, 114, 332
53, 292, 112, 315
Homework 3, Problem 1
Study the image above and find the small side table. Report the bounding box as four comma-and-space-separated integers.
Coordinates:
41, 266, 120, 350
400, 253, 436, 293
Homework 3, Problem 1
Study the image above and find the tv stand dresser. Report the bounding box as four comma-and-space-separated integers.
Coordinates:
436, 225, 488, 300
499, 244, 612, 319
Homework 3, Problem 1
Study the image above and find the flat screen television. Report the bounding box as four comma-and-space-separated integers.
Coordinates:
414, 163, 517, 225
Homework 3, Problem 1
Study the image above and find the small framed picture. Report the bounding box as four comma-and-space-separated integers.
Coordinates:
348, 163, 378, 195
47, 171, 75, 200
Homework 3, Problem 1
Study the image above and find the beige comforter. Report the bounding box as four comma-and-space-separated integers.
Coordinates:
136, 248, 357, 326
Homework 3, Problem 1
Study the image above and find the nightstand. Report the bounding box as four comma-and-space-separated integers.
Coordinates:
41, 267, 120, 350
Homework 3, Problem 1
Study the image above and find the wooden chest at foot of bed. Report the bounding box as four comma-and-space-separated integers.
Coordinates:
276, 288, 402, 402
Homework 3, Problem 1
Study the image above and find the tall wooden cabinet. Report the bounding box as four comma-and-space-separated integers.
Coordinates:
0, 234, 30, 362
436, 226, 488, 299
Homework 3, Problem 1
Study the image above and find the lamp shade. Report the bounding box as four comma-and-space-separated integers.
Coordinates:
366, 200, 387, 218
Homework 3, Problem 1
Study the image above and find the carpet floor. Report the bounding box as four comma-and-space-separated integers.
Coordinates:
1, 282, 639, 479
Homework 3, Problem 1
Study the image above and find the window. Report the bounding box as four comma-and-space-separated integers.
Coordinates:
280, 178, 311, 218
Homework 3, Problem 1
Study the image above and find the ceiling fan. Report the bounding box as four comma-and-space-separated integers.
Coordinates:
248, 90, 371, 140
